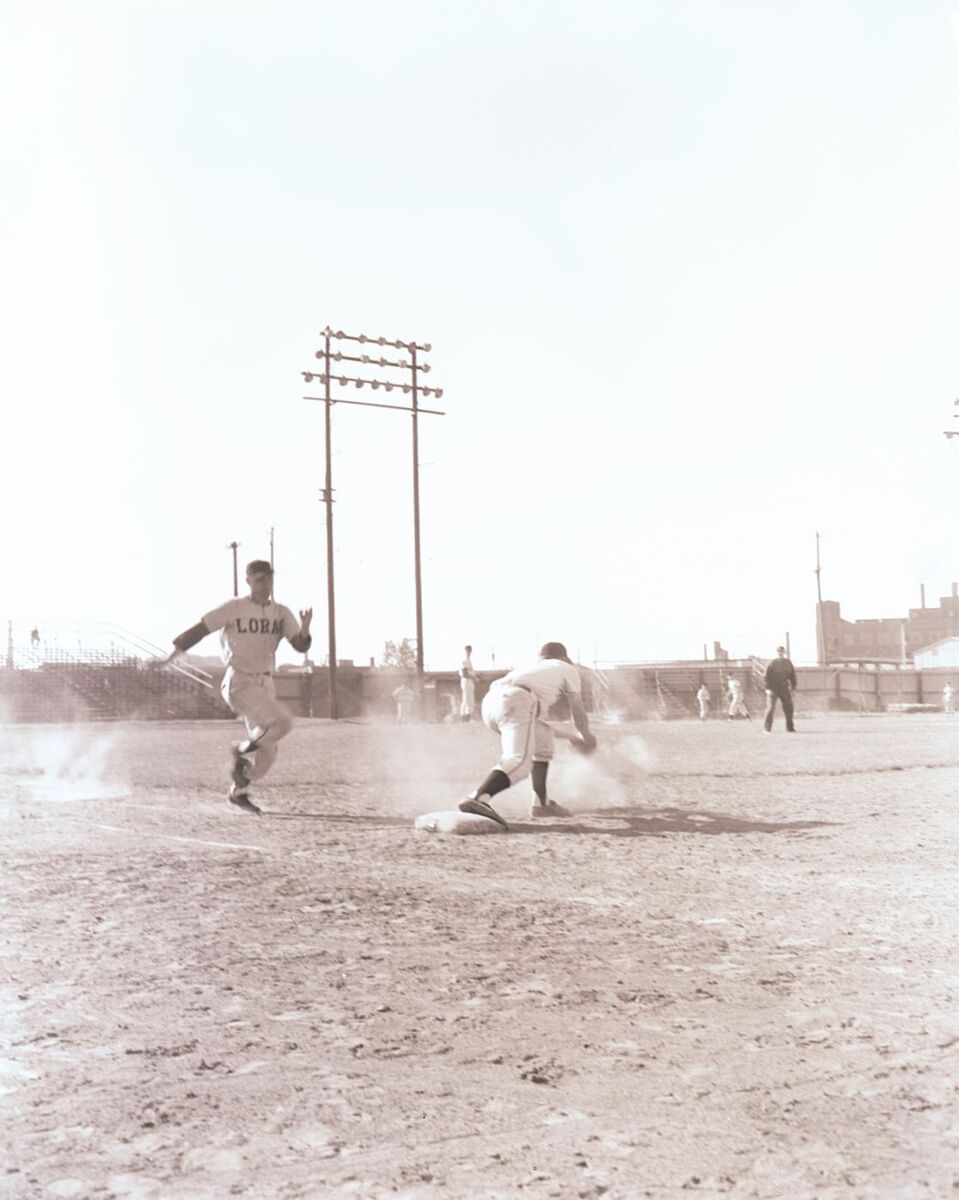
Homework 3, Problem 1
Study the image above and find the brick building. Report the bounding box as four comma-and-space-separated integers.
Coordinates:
817, 583, 959, 664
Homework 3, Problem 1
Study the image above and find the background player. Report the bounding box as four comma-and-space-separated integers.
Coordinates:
459, 644, 477, 722
460, 641, 595, 829
392, 681, 415, 723
727, 675, 750, 720
154, 560, 312, 813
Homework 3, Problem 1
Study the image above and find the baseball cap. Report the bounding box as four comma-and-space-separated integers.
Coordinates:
776, 645, 786, 653
539, 641, 573, 663
246, 560, 274, 576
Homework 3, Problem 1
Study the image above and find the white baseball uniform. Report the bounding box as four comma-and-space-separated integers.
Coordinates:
202, 597, 303, 780
393, 684, 415, 723
459, 651, 477, 717
727, 678, 748, 718
481, 657, 582, 783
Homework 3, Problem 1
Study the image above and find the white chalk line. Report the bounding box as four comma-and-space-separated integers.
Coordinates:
56, 816, 267, 853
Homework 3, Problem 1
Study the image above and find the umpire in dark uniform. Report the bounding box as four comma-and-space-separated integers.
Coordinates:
764, 645, 797, 732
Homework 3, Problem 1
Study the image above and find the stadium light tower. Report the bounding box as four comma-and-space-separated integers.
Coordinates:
302, 326, 445, 717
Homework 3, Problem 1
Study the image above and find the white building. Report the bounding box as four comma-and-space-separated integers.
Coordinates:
913, 636, 959, 669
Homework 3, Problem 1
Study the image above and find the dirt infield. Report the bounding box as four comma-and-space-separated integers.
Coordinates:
3, 714, 958, 1199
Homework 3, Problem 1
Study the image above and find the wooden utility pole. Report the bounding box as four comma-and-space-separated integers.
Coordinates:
302, 326, 444, 715
815, 532, 825, 665
227, 541, 240, 597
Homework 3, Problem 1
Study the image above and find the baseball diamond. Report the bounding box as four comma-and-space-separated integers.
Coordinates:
3, 713, 957, 1197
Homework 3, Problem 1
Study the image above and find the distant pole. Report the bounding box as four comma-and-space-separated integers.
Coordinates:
786, 631, 791, 659
227, 542, 240, 597
321, 329, 338, 720
269, 526, 274, 572
815, 531, 825, 665
410, 344, 425, 690
5, 621, 12, 669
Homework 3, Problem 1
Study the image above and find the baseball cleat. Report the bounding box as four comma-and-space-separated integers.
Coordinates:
459, 797, 509, 830
228, 784, 261, 815
530, 802, 572, 818
230, 743, 253, 788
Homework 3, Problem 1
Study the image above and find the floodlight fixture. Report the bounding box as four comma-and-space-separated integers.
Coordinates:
322, 328, 429, 352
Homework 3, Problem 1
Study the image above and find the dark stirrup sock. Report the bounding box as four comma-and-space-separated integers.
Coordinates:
470, 769, 511, 800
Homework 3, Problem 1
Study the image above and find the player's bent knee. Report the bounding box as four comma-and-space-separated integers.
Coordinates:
500, 756, 532, 782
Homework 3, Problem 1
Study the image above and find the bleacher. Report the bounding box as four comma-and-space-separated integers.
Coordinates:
3, 620, 942, 723
1, 622, 225, 723
602, 659, 769, 719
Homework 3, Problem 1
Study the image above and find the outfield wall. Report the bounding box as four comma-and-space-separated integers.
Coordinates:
2, 658, 955, 723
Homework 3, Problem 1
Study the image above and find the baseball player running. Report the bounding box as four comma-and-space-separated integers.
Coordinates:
155, 560, 312, 814
459, 641, 596, 830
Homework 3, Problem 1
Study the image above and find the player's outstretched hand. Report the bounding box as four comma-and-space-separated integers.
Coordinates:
299, 607, 313, 630
569, 732, 598, 756
147, 651, 178, 669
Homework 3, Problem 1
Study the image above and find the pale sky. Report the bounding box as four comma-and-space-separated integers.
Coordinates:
4, 1, 959, 670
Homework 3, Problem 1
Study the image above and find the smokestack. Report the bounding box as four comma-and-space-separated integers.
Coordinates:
921, 583, 926, 609
953, 583, 958, 599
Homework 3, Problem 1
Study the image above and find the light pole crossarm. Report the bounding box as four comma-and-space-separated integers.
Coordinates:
303, 395, 445, 417
322, 327, 430, 352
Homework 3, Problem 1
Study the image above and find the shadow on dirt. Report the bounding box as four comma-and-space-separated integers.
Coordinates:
260, 807, 835, 838
510, 805, 836, 838
265, 811, 413, 828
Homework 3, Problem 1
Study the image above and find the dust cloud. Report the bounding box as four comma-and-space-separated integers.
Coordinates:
0, 723, 129, 803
